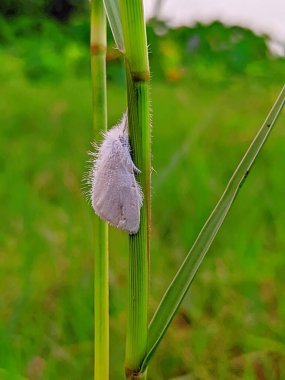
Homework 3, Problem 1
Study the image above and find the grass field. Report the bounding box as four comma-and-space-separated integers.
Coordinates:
0, 54, 285, 379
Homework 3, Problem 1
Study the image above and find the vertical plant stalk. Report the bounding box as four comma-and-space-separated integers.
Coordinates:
90, 1, 109, 380
120, 0, 151, 378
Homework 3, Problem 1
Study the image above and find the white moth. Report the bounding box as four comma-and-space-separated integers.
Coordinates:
90, 113, 143, 234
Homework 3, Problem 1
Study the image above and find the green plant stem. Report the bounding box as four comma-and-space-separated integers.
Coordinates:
90, 1, 109, 380
120, 1, 151, 378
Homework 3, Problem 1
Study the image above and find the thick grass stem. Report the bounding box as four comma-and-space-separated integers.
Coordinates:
120, 0, 151, 377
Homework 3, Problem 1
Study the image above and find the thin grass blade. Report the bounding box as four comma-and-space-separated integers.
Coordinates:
140, 85, 285, 372
91, 1, 109, 379
103, 0, 124, 51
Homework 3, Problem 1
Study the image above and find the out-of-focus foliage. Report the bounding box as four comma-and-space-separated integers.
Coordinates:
0, 8, 285, 380
147, 20, 284, 83
0, 0, 87, 19
0, 15, 284, 83
0, 16, 90, 80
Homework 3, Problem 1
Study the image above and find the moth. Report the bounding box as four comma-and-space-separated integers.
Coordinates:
90, 113, 143, 234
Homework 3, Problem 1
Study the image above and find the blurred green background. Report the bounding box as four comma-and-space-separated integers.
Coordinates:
0, 1, 285, 379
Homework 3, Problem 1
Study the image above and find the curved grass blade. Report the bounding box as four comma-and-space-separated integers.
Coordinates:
103, 0, 124, 51
140, 85, 285, 372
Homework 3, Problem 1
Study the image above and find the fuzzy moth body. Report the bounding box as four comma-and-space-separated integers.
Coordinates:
90, 113, 143, 234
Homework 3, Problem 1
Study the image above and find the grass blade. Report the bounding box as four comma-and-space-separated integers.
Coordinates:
140, 85, 285, 372
119, 0, 151, 378
90, 1, 109, 379
103, 0, 124, 51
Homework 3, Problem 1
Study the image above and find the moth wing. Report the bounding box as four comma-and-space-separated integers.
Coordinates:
92, 157, 123, 228
117, 171, 142, 234
91, 137, 143, 234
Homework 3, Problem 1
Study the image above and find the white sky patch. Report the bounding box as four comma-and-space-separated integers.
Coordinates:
143, 0, 285, 55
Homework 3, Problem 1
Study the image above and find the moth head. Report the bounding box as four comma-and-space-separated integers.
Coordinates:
119, 134, 129, 148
